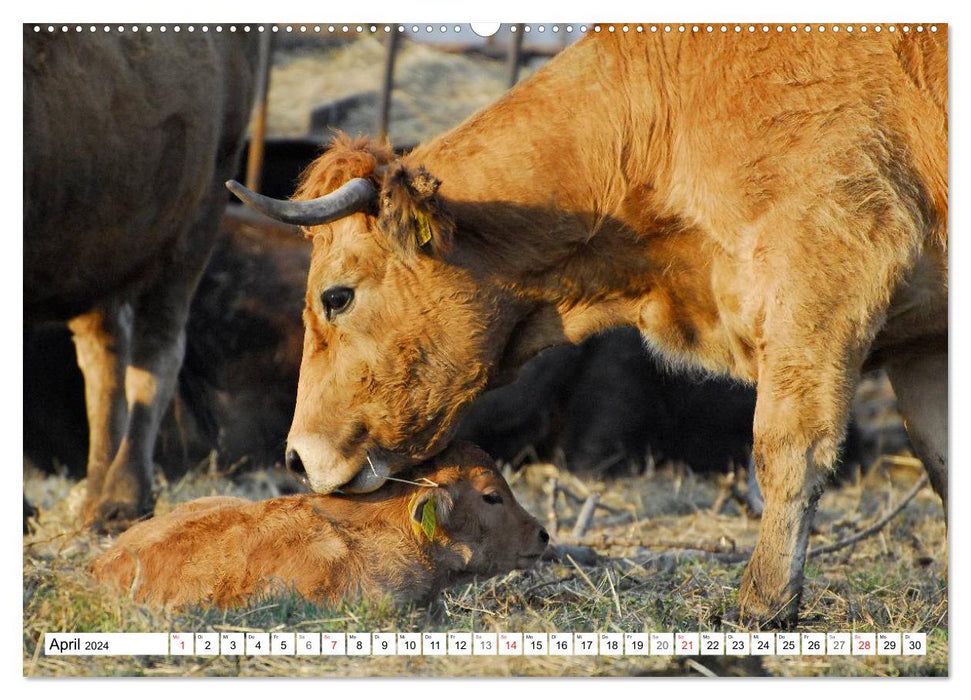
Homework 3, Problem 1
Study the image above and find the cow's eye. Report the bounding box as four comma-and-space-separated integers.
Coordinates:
321, 286, 354, 320
482, 492, 503, 505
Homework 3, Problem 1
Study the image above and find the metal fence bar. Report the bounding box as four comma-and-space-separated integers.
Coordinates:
377, 29, 401, 142
245, 32, 274, 193
506, 24, 525, 88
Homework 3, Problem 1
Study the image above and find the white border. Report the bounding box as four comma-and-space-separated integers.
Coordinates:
7, 0, 965, 696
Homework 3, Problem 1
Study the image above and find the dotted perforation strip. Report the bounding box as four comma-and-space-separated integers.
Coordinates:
31, 24, 940, 35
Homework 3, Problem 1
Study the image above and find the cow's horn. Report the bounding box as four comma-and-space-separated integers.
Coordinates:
225, 178, 377, 226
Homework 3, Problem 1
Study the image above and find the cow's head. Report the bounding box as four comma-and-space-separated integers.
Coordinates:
228, 137, 523, 493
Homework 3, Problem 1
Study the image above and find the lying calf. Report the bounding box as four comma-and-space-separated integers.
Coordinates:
90, 443, 548, 609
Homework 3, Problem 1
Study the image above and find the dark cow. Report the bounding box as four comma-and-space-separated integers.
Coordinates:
459, 327, 758, 475
24, 28, 258, 531
23, 206, 305, 478
179, 205, 305, 467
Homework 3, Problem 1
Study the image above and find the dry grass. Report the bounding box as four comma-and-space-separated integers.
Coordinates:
23, 456, 947, 678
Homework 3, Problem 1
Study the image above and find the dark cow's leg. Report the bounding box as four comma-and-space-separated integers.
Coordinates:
90, 188, 227, 532
90, 323, 186, 530
68, 301, 133, 525
885, 352, 947, 515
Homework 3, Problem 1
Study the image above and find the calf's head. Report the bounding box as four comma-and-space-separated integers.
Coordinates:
412, 443, 549, 578
229, 137, 522, 494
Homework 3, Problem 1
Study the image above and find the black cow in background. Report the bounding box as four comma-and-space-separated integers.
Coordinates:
24, 28, 258, 532
458, 327, 757, 476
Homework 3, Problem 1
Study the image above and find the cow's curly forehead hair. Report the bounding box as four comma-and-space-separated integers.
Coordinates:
295, 132, 455, 256
294, 133, 393, 200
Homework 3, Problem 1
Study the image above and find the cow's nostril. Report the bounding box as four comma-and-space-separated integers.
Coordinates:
285, 449, 305, 475
538, 528, 550, 545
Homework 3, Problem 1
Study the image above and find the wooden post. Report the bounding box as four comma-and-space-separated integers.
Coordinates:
245, 31, 273, 193
506, 24, 525, 88
377, 29, 401, 142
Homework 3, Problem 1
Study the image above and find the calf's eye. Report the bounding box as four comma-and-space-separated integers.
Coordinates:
482, 492, 503, 505
321, 286, 354, 320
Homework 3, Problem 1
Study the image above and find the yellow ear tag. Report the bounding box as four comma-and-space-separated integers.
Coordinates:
415, 211, 432, 247
420, 496, 438, 540
409, 492, 438, 541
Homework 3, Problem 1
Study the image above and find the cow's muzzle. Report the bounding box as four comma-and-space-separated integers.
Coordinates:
287, 435, 390, 494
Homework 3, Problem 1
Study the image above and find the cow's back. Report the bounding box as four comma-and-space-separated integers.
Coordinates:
23, 29, 257, 320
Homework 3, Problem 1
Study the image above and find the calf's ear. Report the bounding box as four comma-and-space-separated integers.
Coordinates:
410, 490, 455, 540
378, 164, 454, 257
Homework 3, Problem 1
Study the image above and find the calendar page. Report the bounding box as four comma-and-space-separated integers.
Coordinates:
22, 2, 950, 681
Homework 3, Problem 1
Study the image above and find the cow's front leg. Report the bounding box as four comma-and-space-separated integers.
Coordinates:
68, 301, 133, 526
739, 350, 856, 627
739, 424, 826, 626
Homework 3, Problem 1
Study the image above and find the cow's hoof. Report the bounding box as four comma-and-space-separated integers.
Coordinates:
423, 595, 449, 625
738, 584, 800, 629
88, 500, 153, 535
738, 553, 805, 629
737, 604, 799, 630
723, 605, 799, 632
81, 496, 101, 530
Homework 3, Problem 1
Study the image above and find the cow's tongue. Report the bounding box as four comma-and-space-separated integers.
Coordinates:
342, 442, 489, 493
338, 454, 391, 493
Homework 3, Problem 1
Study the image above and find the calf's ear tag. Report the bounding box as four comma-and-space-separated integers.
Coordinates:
415, 211, 432, 247
420, 496, 438, 540
409, 492, 438, 541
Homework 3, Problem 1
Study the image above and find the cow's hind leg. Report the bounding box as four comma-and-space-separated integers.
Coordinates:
90, 305, 187, 531
90, 189, 227, 533
885, 352, 947, 514
68, 301, 133, 526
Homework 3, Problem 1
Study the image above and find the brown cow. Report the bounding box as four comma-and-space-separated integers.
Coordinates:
24, 29, 258, 532
229, 29, 947, 625
90, 443, 548, 609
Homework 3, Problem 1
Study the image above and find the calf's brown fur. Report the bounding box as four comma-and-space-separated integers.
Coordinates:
90, 444, 547, 609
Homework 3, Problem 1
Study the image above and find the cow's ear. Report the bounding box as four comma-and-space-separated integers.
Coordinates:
378, 164, 454, 256
410, 489, 454, 539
